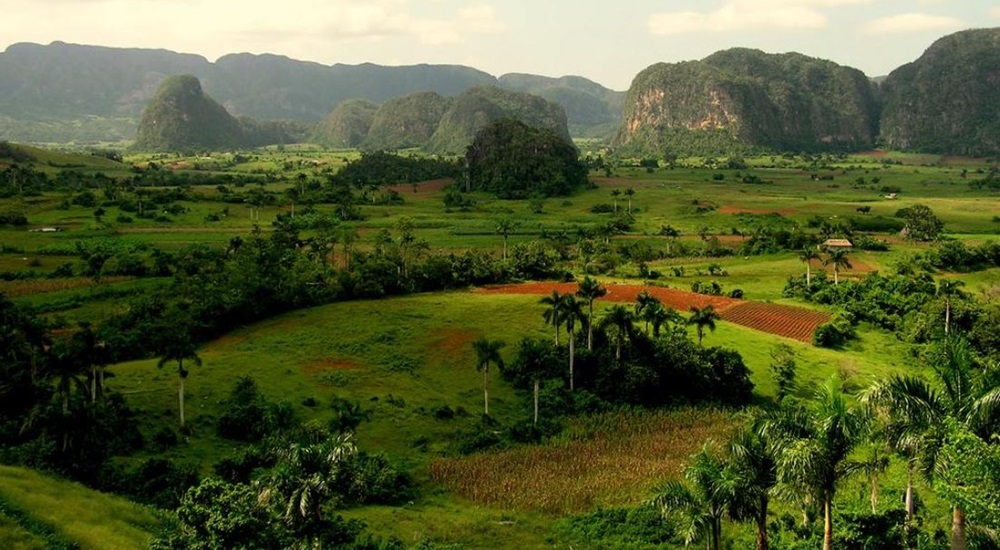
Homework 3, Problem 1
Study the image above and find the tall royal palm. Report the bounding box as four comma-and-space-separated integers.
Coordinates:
823, 248, 852, 285
764, 377, 869, 550
634, 290, 660, 334
495, 217, 517, 262
540, 291, 565, 346
599, 304, 636, 361
936, 279, 965, 335
799, 248, 821, 286
561, 295, 586, 391
472, 338, 505, 416
157, 332, 202, 428
862, 335, 1000, 550
644, 302, 682, 338
651, 444, 739, 550
688, 305, 721, 346
576, 277, 607, 351
729, 425, 779, 550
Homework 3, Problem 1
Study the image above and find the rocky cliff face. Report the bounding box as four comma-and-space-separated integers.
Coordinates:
615, 49, 879, 155
880, 28, 1000, 156
133, 75, 245, 152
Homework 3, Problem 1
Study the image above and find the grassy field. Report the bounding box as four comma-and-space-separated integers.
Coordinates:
0, 465, 162, 550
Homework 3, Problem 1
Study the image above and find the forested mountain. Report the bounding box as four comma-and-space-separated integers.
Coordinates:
0, 42, 615, 144
133, 75, 246, 152
614, 48, 880, 156
311, 99, 381, 149
497, 73, 624, 138
363, 92, 452, 151
879, 28, 1000, 156
426, 86, 570, 154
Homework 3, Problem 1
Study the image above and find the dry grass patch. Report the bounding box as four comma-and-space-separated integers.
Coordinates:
429, 408, 736, 515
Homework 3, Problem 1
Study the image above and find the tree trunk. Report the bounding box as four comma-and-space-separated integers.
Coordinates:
569, 332, 575, 391
823, 494, 833, 550
91, 365, 98, 403
712, 519, 722, 550
587, 302, 594, 351
756, 508, 769, 550
952, 506, 967, 550
905, 465, 915, 523
834, 267, 839, 285
554, 322, 560, 347
179, 372, 185, 427
533, 378, 539, 425
945, 301, 951, 334
483, 368, 489, 416
502, 237, 508, 261
806, 263, 812, 286
98, 365, 105, 397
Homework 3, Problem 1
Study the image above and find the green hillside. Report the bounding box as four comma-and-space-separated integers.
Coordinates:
0, 465, 161, 550
133, 75, 246, 152
426, 85, 570, 154
311, 99, 381, 148
497, 73, 625, 138
880, 28, 1000, 156
363, 92, 451, 150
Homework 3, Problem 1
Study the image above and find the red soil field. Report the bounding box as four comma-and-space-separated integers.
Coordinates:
475, 282, 830, 342
387, 178, 453, 199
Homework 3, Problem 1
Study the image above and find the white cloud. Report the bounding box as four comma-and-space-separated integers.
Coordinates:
647, 0, 874, 35
860, 12, 965, 35
0, 0, 505, 61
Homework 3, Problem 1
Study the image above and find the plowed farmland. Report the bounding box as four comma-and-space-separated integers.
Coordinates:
475, 282, 830, 342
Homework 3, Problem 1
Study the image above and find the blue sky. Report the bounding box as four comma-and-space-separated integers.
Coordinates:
1, 0, 997, 89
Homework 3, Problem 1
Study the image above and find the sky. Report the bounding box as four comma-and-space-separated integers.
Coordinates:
0, 0, 997, 90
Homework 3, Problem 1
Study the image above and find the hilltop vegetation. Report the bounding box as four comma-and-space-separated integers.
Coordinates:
880, 28, 1000, 156
615, 49, 879, 156
363, 92, 451, 150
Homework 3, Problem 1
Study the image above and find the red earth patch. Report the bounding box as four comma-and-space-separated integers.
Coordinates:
474, 282, 830, 342
301, 358, 360, 377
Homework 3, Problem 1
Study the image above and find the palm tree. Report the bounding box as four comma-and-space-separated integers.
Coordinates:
645, 303, 683, 338
861, 335, 1000, 550
823, 248, 852, 285
624, 187, 636, 213
257, 431, 356, 543
495, 218, 517, 262
70, 322, 109, 403
937, 279, 965, 335
634, 290, 660, 334
540, 291, 565, 346
651, 444, 738, 550
157, 332, 202, 428
599, 305, 636, 361
729, 426, 779, 550
561, 295, 586, 391
799, 248, 821, 286
45, 342, 88, 451
576, 277, 607, 351
472, 338, 505, 416
764, 377, 869, 550
688, 305, 721, 346
611, 189, 621, 213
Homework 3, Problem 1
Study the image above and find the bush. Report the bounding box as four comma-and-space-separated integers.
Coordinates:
813, 313, 857, 348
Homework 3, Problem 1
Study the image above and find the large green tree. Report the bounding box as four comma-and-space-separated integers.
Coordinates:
687, 305, 721, 346
576, 277, 607, 351
862, 336, 1000, 550
472, 338, 505, 416
764, 377, 869, 550
157, 329, 202, 428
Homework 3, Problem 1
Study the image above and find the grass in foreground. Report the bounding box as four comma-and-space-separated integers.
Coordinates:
0, 465, 162, 550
